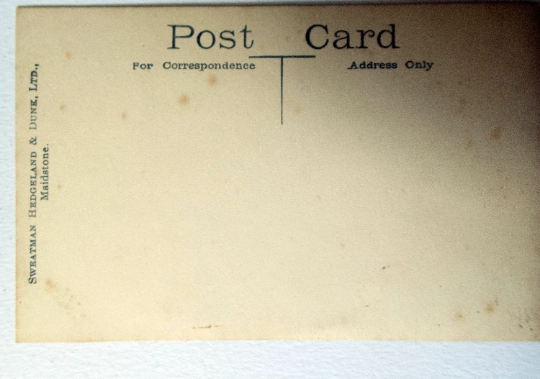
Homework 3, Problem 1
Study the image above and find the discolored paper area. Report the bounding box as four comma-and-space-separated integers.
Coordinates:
16, 3, 540, 342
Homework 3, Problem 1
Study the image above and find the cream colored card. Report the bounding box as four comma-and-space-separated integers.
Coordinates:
16, 3, 540, 342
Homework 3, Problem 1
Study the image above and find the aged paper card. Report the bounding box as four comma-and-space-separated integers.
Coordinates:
16, 4, 540, 342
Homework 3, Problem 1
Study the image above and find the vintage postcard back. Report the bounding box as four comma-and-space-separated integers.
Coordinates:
16, 4, 540, 342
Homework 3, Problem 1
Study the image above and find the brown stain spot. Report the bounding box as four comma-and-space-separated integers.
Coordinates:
208, 74, 218, 87
485, 303, 495, 314
59, 105, 66, 112
382, 266, 389, 270
465, 138, 476, 150
65, 51, 72, 60
365, 305, 369, 307
340, 242, 345, 248
57, 184, 62, 190
45, 279, 57, 292
121, 112, 127, 120
193, 325, 213, 329
294, 105, 303, 115
316, 194, 321, 200
179, 95, 190, 105
43, 281, 80, 312
491, 127, 502, 140
285, 36, 290, 42
436, 80, 443, 86
454, 312, 465, 322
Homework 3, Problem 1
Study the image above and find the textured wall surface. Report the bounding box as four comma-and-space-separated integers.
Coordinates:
1, 0, 539, 377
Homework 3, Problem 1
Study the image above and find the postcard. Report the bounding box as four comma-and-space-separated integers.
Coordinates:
16, 3, 540, 342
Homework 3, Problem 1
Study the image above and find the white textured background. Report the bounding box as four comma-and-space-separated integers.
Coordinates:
1, 0, 539, 377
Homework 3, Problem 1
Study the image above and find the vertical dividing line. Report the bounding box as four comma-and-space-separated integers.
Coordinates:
248, 55, 315, 125
280, 57, 284, 125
